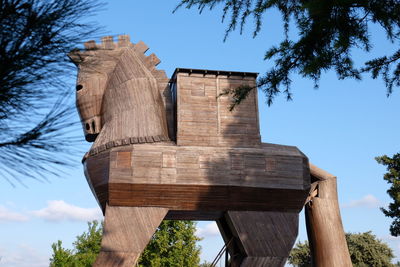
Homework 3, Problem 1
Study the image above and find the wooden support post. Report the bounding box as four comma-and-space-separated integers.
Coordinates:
94, 205, 168, 267
305, 164, 352, 267
219, 211, 299, 267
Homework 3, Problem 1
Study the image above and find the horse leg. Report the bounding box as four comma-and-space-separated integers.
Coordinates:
218, 211, 299, 267
93, 204, 168, 267
305, 164, 352, 266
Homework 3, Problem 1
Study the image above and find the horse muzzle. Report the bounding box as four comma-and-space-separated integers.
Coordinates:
82, 116, 101, 142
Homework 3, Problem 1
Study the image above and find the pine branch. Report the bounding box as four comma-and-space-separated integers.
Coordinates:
0, 0, 103, 184
175, 0, 400, 105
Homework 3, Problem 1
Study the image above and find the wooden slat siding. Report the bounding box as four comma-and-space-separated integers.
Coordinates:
92, 184, 108, 213
303, 157, 311, 188
84, 152, 110, 211
94, 205, 168, 267
74, 52, 122, 141
217, 79, 260, 138
162, 151, 176, 168
165, 210, 224, 220
217, 216, 246, 266
225, 211, 299, 267
108, 150, 132, 181
157, 79, 176, 140
107, 183, 307, 212
72, 36, 172, 154
98, 143, 310, 190
175, 71, 261, 147
115, 151, 131, 168
240, 257, 287, 267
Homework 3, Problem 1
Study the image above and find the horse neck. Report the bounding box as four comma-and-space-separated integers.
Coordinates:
92, 49, 170, 151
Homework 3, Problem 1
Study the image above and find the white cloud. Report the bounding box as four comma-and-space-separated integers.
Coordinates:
0, 244, 48, 267
0, 205, 29, 223
31, 200, 102, 222
342, 194, 381, 209
196, 222, 220, 238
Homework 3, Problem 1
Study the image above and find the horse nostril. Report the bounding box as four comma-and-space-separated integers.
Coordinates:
76, 84, 83, 91
85, 123, 90, 131
91, 121, 96, 132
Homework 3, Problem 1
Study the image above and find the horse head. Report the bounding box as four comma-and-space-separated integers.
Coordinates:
69, 35, 171, 153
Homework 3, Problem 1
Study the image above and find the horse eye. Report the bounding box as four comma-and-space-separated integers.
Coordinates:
76, 84, 83, 91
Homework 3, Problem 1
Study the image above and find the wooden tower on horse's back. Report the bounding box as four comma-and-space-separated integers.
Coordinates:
69, 35, 351, 267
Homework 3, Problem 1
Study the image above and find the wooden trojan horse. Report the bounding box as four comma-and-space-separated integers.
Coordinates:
69, 35, 352, 267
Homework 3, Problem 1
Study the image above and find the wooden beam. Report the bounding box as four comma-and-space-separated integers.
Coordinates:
93, 205, 168, 267
222, 211, 299, 267
305, 164, 352, 267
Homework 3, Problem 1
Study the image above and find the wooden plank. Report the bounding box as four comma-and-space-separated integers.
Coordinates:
176, 71, 260, 147
84, 152, 110, 211
94, 205, 167, 267
107, 183, 308, 212
225, 211, 299, 267
132, 40, 149, 54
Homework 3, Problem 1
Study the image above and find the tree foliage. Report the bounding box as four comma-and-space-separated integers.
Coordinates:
288, 241, 311, 267
139, 220, 201, 267
0, 0, 101, 184
50, 220, 202, 267
50, 220, 102, 267
175, 0, 400, 106
288, 232, 396, 267
376, 153, 400, 236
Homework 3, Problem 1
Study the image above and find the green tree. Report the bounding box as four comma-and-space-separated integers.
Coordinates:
175, 0, 400, 106
288, 232, 396, 267
288, 241, 311, 267
0, 0, 101, 184
376, 153, 400, 236
139, 220, 201, 267
50, 220, 201, 267
50, 220, 102, 267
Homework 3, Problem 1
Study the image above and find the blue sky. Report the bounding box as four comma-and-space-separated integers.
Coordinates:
1, 1, 399, 266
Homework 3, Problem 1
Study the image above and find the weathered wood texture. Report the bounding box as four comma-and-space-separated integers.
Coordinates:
94, 205, 168, 267
218, 211, 299, 267
70, 35, 320, 267
172, 69, 261, 147
69, 35, 173, 146
84, 142, 310, 217
305, 164, 352, 267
